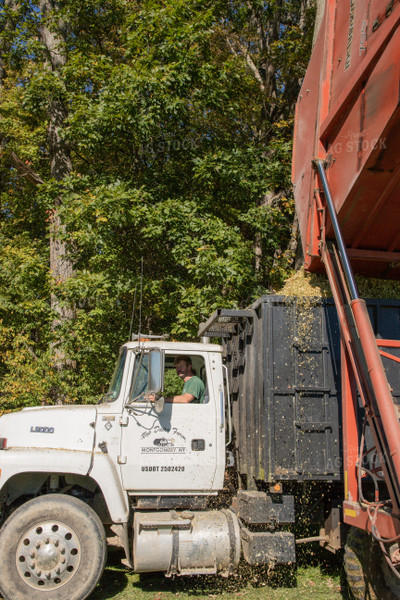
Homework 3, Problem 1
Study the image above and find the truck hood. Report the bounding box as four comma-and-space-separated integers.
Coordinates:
0, 405, 97, 453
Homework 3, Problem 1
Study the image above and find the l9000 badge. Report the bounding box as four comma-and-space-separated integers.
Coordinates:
30, 426, 55, 434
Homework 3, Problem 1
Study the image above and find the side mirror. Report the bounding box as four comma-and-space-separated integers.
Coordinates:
148, 350, 163, 393
127, 349, 165, 405
153, 395, 165, 414
148, 351, 164, 412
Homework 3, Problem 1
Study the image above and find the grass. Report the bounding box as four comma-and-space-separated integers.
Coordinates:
91, 547, 352, 600
0, 546, 351, 599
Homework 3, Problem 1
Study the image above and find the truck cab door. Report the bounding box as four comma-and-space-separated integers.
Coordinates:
119, 349, 219, 493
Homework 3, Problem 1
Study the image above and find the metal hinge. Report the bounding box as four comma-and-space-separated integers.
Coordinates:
119, 415, 129, 426
117, 456, 127, 464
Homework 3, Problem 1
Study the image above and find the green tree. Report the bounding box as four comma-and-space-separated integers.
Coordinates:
0, 0, 314, 407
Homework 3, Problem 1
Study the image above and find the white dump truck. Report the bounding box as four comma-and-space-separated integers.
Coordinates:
1, 295, 400, 600
0, 340, 247, 600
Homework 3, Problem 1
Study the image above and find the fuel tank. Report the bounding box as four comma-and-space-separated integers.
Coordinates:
133, 510, 241, 576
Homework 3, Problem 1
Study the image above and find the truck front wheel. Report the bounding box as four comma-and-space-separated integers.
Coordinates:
344, 526, 400, 600
0, 493, 107, 600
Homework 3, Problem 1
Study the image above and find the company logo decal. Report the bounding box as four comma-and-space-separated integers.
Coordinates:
141, 436, 186, 454
140, 425, 186, 453
154, 438, 173, 446
141, 425, 186, 441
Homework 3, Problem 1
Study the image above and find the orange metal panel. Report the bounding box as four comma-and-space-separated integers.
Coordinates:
341, 344, 359, 503
343, 500, 400, 538
293, 0, 400, 277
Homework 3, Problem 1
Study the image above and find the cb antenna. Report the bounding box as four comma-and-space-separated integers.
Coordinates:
129, 284, 137, 341
138, 257, 144, 348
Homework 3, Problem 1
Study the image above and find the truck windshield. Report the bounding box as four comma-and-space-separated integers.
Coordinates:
102, 348, 127, 402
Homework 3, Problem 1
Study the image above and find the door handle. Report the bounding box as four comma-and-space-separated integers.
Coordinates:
191, 439, 205, 451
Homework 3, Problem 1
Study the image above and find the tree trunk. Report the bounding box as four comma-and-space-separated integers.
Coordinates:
0, 0, 18, 89
39, 1, 75, 382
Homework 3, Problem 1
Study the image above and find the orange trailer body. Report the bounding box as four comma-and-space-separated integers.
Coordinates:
293, 0, 400, 278
293, 0, 400, 551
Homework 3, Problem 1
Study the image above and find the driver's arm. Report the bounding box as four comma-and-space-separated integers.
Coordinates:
165, 393, 194, 404
147, 392, 194, 403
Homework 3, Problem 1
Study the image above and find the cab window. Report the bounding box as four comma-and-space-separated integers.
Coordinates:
164, 354, 208, 404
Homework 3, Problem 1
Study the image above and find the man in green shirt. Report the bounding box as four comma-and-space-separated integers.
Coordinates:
166, 356, 205, 404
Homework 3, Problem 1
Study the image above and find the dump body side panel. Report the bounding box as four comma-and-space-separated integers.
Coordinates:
223, 296, 400, 486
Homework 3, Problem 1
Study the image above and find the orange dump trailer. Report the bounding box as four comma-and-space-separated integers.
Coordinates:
293, 2, 400, 598
293, 0, 400, 278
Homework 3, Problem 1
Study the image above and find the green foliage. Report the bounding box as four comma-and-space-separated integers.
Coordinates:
0, 232, 53, 410
0, 0, 314, 407
163, 368, 183, 398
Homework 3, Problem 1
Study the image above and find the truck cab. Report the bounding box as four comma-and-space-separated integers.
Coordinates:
96, 340, 227, 495
0, 341, 227, 521
0, 340, 243, 600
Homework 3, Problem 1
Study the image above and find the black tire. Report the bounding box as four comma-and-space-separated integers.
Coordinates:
0, 493, 107, 600
344, 526, 400, 600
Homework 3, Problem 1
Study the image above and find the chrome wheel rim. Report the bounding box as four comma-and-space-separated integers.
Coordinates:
16, 519, 81, 590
